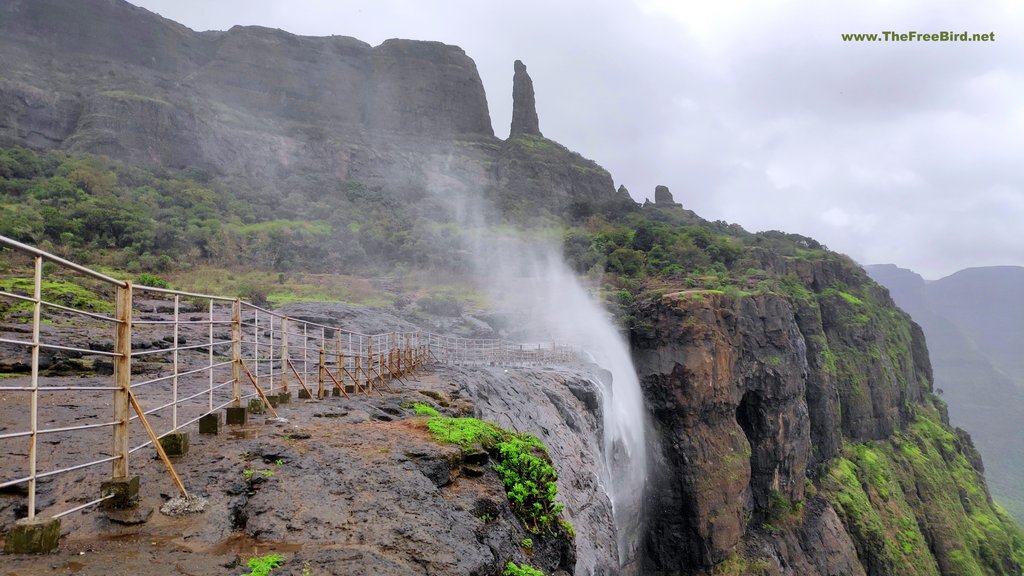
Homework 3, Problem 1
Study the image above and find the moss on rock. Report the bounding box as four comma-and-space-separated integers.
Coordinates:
823, 402, 1024, 575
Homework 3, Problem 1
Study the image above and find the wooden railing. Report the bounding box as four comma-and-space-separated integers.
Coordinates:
0, 235, 577, 545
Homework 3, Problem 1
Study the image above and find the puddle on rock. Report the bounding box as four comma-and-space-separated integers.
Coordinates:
229, 428, 260, 439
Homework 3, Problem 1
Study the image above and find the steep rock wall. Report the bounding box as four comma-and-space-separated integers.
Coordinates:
451, 365, 621, 576
0, 0, 629, 220
630, 258, 1023, 575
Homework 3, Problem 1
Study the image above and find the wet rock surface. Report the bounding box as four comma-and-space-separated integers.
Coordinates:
626, 258, 1022, 576
632, 292, 816, 571
452, 365, 620, 576
0, 361, 614, 576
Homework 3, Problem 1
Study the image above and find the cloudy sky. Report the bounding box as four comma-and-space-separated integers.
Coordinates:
132, 0, 1023, 279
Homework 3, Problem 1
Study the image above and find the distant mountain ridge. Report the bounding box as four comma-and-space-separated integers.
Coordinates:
867, 263, 1024, 521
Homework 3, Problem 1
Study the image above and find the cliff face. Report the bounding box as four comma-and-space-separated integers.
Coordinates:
0, 0, 625, 219
631, 257, 1024, 575
0, 0, 491, 168
867, 264, 1024, 523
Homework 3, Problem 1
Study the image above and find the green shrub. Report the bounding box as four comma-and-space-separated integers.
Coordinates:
412, 402, 439, 417
135, 272, 169, 289
243, 553, 284, 576
427, 416, 566, 534
494, 436, 565, 533
425, 416, 504, 448
559, 519, 576, 538
239, 283, 269, 307
608, 289, 633, 305
504, 562, 546, 576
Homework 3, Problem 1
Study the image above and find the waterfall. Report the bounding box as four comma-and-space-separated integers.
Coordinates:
478, 236, 648, 564
535, 261, 648, 564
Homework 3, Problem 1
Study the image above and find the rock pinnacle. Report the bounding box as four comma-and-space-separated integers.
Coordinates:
510, 60, 542, 137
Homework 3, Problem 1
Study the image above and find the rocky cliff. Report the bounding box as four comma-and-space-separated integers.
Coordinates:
0, 0, 624, 221
631, 255, 1024, 574
2, 2, 1022, 574
867, 264, 1024, 523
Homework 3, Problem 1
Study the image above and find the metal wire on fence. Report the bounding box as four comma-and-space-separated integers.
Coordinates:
0, 234, 578, 537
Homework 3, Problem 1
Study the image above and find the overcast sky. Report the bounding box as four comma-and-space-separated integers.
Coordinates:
131, 0, 1023, 279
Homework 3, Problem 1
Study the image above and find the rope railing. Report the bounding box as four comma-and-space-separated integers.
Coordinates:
0, 235, 579, 546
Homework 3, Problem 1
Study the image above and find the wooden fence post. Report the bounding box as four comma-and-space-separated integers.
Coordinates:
112, 281, 132, 479
354, 336, 361, 391
26, 256, 41, 519
231, 299, 241, 406
367, 337, 373, 392
336, 333, 343, 389
404, 334, 411, 373
280, 317, 289, 392
318, 348, 326, 399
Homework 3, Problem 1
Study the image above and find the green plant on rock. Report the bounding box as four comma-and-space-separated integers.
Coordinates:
559, 519, 576, 539
242, 553, 284, 576
712, 553, 772, 576
426, 416, 567, 535
425, 416, 504, 448
493, 436, 565, 534
521, 537, 534, 550
243, 468, 275, 483
821, 406, 1024, 575
412, 402, 440, 417
504, 562, 546, 576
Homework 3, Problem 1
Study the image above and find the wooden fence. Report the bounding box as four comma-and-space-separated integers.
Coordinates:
0, 235, 577, 545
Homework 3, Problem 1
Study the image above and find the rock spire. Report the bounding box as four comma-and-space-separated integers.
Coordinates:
510, 60, 542, 137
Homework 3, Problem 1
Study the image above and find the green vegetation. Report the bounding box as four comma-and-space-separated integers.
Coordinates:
0, 144, 840, 311
494, 435, 565, 533
712, 553, 772, 575
0, 276, 114, 321
520, 537, 533, 550
509, 134, 556, 152
762, 489, 803, 533
425, 416, 505, 448
0, 145, 467, 278
242, 468, 274, 482
559, 519, 575, 539
243, 458, 283, 483
134, 272, 169, 289
412, 402, 439, 417
426, 416, 568, 535
556, 209, 843, 310
504, 562, 546, 576
242, 553, 284, 576
822, 402, 1024, 575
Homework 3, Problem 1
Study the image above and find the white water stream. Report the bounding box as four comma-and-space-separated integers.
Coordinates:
476, 235, 648, 563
